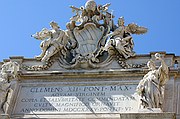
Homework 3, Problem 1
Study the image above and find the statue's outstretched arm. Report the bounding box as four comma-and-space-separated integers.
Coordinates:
155, 53, 169, 86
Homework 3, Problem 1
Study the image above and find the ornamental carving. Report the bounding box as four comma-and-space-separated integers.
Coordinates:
26, 0, 147, 70
0, 61, 19, 114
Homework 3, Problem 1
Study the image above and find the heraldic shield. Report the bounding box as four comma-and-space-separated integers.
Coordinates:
73, 23, 104, 56
29, 0, 147, 70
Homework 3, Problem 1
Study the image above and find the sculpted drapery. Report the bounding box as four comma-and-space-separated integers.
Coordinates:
28, 0, 147, 70
0, 61, 19, 114
136, 53, 169, 109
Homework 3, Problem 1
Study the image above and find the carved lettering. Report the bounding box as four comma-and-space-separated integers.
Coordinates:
15, 84, 140, 114
21, 98, 38, 102
30, 87, 63, 93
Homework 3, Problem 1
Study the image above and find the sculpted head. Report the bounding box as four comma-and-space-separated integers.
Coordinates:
147, 60, 156, 70
118, 16, 125, 26
50, 21, 60, 30
155, 53, 162, 60
85, 0, 97, 12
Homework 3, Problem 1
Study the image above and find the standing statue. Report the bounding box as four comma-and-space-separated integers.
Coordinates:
32, 21, 69, 62
0, 61, 19, 114
136, 53, 169, 109
104, 17, 147, 59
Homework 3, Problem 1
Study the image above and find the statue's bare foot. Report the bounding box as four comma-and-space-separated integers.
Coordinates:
35, 56, 42, 60
91, 57, 99, 63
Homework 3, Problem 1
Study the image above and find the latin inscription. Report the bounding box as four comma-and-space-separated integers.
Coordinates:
14, 84, 140, 114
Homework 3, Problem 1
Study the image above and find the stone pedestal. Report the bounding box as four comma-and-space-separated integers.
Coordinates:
10, 113, 175, 119
119, 113, 175, 119
0, 114, 10, 119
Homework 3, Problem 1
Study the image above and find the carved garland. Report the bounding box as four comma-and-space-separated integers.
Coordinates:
22, 0, 147, 70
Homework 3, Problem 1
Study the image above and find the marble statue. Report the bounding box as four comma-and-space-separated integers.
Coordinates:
136, 53, 169, 109
104, 17, 147, 59
0, 61, 19, 114
32, 21, 70, 62
25, 0, 147, 70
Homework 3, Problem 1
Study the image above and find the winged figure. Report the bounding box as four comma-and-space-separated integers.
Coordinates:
28, 1, 149, 70
103, 17, 148, 59
32, 28, 51, 40
125, 23, 148, 35
32, 21, 69, 62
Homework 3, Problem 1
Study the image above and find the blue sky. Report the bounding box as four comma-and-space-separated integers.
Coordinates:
0, 0, 180, 61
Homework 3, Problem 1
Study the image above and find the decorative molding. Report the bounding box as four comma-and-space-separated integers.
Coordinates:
21, 0, 147, 70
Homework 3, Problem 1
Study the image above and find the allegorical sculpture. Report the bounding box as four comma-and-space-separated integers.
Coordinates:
103, 16, 147, 59
0, 61, 19, 114
24, 0, 147, 70
32, 21, 72, 63
136, 53, 169, 109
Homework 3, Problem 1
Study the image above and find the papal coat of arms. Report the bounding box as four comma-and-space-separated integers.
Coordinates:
0, 1, 172, 115
27, 0, 147, 70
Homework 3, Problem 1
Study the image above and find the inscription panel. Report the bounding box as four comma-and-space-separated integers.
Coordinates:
14, 83, 140, 114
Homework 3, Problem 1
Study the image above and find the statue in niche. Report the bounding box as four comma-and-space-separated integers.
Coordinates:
136, 53, 169, 109
0, 61, 19, 114
104, 17, 147, 59
32, 21, 70, 62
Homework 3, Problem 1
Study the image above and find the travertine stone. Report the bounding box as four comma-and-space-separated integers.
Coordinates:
119, 113, 175, 119
0, 61, 19, 114
0, 114, 10, 119
138, 108, 162, 113
0, 53, 179, 118
163, 78, 175, 112
32, 21, 70, 63
25, 0, 148, 70
10, 113, 175, 119
136, 53, 169, 109
13, 83, 140, 114
104, 17, 147, 59
0, 0, 180, 119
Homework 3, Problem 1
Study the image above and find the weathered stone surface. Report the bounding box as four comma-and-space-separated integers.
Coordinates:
136, 53, 169, 109
13, 83, 140, 114
0, 53, 178, 118
0, 52, 178, 118
0, 0, 180, 118
119, 113, 175, 119
10, 112, 175, 119
0, 114, 10, 119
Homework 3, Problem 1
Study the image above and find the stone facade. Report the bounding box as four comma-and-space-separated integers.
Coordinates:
0, 52, 179, 119
0, 0, 179, 118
